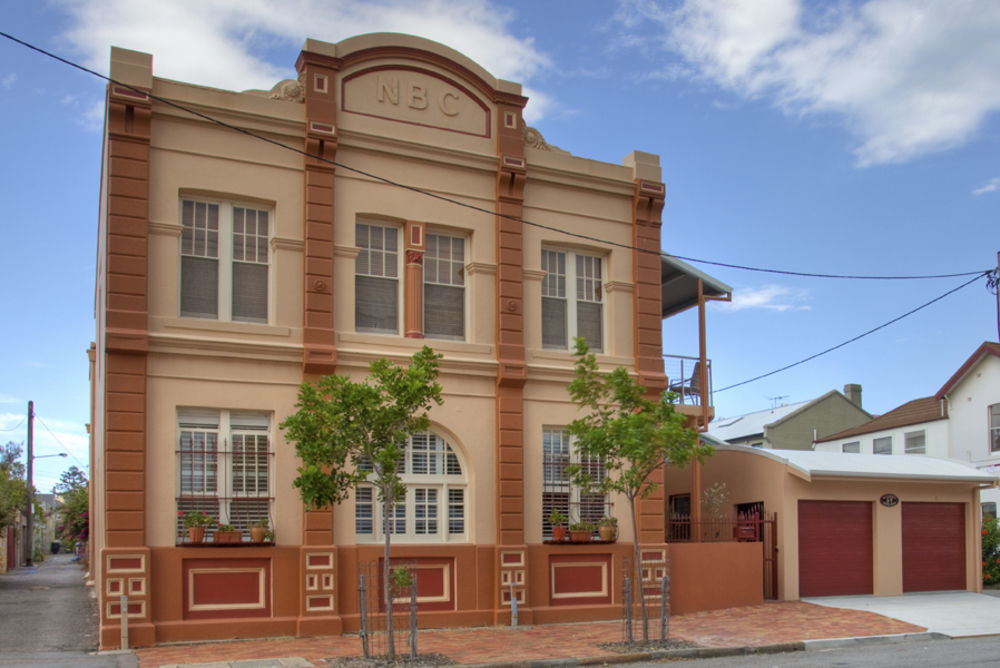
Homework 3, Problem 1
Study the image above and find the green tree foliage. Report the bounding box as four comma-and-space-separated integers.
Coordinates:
0, 442, 29, 531
281, 346, 442, 658
983, 516, 1000, 585
54, 465, 87, 495
566, 338, 712, 641
55, 467, 89, 551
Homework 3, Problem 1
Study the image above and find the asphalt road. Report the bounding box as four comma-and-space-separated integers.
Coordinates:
0, 551, 135, 666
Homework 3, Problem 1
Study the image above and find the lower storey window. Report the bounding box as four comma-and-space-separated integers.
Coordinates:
175, 408, 273, 541
541, 427, 609, 539
355, 430, 467, 542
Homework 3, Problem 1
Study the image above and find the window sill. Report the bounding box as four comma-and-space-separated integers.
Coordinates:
543, 539, 617, 545
175, 541, 275, 548
159, 316, 291, 337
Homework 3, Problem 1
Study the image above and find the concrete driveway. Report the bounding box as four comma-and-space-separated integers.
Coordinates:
804, 591, 1000, 638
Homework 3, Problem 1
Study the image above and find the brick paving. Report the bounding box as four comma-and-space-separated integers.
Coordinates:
133, 601, 925, 667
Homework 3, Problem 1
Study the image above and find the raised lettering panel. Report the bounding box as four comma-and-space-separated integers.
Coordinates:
342, 67, 490, 137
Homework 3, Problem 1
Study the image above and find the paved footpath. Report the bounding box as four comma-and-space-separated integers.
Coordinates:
134, 601, 925, 667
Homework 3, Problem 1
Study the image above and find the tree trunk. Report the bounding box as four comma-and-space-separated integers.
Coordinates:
628, 495, 649, 641
383, 486, 394, 660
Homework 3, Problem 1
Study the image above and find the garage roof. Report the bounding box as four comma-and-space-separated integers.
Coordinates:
716, 445, 997, 483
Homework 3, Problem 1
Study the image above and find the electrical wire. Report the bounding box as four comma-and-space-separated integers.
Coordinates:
35, 415, 88, 469
714, 271, 991, 393
0, 418, 26, 432
0, 30, 991, 282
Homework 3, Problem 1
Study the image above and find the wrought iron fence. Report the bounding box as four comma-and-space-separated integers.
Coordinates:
357, 559, 419, 660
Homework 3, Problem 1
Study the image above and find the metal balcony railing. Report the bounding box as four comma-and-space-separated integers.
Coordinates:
663, 355, 712, 407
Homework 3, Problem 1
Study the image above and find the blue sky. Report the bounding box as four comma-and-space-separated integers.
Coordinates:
2, 0, 998, 490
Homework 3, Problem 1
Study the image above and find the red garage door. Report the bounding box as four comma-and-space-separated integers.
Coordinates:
798, 500, 873, 597
902, 502, 966, 592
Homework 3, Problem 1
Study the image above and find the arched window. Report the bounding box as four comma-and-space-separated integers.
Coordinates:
355, 430, 467, 542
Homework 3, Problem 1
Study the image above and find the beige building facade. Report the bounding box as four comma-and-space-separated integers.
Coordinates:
91, 34, 730, 648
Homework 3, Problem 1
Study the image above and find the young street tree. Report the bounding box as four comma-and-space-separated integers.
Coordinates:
0, 442, 29, 532
566, 338, 712, 641
281, 346, 442, 658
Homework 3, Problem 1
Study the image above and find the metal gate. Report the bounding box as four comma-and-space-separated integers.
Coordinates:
762, 512, 777, 600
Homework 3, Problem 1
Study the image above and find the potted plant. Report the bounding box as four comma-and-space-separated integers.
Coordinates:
250, 518, 270, 543
180, 510, 214, 543
215, 522, 242, 544
568, 521, 595, 542
548, 509, 567, 542
598, 516, 618, 542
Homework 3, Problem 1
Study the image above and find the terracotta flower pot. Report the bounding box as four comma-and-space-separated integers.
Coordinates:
569, 530, 592, 542
187, 526, 205, 543
551, 526, 567, 542
215, 530, 242, 544
250, 527, 268, 543
598, 525, 617, 542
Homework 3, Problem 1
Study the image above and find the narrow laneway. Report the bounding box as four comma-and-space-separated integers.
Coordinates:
0, 551, 135, 666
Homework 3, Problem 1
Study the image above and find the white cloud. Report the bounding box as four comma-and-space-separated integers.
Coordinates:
717, 284, 811, 312
1, 73, 15, 89
620, 0, 1000, 166
973, 177, 1000, 195
55, 0, 552, 118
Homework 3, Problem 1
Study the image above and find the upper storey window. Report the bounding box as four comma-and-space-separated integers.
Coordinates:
180, 199, 269, 323
541, 250, 603, 352
424, 232, 465, 340
990, 404, 1000, 453
355, 222, 400, 334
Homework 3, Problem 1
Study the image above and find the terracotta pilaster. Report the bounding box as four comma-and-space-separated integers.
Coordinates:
404, 221, 425, 338
632, 180, 668, 394
297, 50, 340, 376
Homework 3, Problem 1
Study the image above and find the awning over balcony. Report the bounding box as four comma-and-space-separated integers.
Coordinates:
660, 254, 733, 318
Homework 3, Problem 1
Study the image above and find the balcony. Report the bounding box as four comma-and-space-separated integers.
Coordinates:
664, 354, 714, 427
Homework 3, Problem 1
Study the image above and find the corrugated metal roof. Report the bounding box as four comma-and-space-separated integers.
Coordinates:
660, 254, 732, 318
707, 401, 809, 441
716, 444, 997, 483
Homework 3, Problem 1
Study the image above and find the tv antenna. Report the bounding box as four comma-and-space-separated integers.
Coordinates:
767, 395, 789, 409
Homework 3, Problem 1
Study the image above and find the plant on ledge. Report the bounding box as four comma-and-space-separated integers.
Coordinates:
548, 509, 567, 542
180, 510, 214, 543
568, 521, 595, 542
598, 516, 618, 541
180, 510, 214, 528
251, 518, 270, 543
215, 523, 241, 544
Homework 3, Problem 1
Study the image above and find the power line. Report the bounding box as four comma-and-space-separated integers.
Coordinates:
714, 271, 991, 393
34, 415, 88, 470
0, 418, 26, 432
0, 30, 990, 283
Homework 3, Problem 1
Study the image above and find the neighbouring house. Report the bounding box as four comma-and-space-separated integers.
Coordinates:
89, 34, 732, 648
815, 342, 1000, 513
708, 384, 871, 450
665, 445, 995, 601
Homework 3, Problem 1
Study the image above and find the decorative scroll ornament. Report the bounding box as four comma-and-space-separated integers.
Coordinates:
269, 78, 305, 103
523, 126, 570, 155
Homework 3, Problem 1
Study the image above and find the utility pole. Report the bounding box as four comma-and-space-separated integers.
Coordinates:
24, 400, 34, 567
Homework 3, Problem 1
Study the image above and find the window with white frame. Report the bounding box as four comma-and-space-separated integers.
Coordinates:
541, 250, 604, 352
541, 427, 609, 539
842, 441, 860, 453
873, 436, 892, 455
991, 404, 1000, 453
355, 221, 399, 334
175, 409, 272, 540
180, 198, 270, 323
424, 232, 465, 340
354, 430, 466, 542
904, 430, 926, 454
